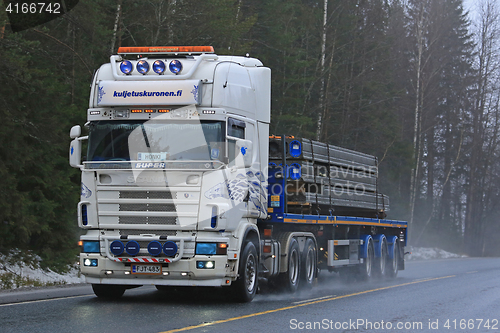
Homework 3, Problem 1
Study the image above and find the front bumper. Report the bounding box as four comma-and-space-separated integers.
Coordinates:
80, 253, 236, 287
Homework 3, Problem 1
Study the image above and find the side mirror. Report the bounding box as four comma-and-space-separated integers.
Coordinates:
234, 139, 252, 168
69, 138, 82, 168
70, 125, 81, 139
69, 125, 87, 168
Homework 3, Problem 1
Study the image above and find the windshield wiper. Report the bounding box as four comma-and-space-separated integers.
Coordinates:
140, 124, 151, 148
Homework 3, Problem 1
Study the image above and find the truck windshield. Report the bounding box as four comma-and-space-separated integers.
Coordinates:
87, 120, 224, 162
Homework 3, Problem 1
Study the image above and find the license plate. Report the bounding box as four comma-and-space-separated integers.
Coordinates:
131, 264, 161, 275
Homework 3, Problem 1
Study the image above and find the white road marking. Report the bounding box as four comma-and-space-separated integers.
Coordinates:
0, 294, 94, 307
293, 295, 336, 304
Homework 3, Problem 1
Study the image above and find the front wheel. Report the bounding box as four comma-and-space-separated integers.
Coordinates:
92, 284, 126, 299
231, 241, 258, 302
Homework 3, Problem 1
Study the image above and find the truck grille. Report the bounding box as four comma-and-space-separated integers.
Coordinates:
119, 229, 176, 237
119, 190, 174, 199
119, 203, 176, 212
117, 190, 178, 225
118, 216, 177, 225
97, 181, 200, 230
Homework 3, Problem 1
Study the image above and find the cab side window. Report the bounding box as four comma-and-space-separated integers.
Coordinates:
228, 118, 245, 139
228, 118, 246, 165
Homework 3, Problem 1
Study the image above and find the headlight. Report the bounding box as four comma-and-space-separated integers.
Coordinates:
82, 240, 100, 253
196, 243, 216, 255
196, 243, 228, 255
196, 261, 215, 269
83, 258, 98, 267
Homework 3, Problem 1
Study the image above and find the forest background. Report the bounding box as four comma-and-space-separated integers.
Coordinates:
0, 0, 499, 271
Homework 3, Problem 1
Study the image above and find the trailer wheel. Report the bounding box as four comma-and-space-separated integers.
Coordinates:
279, 238, 300, 293
374, 237, 388, 278
358, 238, 374, 280
300, 238, 316, 288
386, 241, 399, 278
231, 241, 258, 302
92, 284, 126, 299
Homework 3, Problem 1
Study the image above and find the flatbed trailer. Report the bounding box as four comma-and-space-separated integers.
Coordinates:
255, 212, 407, 291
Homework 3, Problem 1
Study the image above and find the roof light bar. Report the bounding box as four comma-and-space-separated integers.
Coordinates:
117, 46, 214, 55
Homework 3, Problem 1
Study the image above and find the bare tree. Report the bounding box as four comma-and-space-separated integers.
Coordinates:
110, 0, 122, 54
465, 0, 500, 256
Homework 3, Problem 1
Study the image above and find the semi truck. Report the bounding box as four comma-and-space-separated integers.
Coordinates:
69, 46, 407, 302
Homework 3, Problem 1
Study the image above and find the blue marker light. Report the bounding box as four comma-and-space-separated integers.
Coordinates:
110, 240, 124, 256
169, 60, 183, 74
163, 241, 178, 256
136, 60, 150, 74
148, 241, 163, 256
153, 60, 166, 74
120, 60, 133, 74
125, 240, 140, 256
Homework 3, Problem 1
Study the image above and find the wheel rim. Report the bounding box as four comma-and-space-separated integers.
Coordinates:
245, 252, 256, 293
380, 243, 387, 275
305, 248, 315, 282
366, 244, 373, 276
390, 245, 398, 274
289, 249, 299, 284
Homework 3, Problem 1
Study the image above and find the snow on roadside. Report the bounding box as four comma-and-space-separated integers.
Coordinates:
0, 250, 84, 290
406, 246, 466, 261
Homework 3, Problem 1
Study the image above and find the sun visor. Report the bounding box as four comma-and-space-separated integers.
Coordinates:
97, 80, 202, 106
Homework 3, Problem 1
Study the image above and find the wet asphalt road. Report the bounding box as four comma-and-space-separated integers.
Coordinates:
1, 257, 500, 333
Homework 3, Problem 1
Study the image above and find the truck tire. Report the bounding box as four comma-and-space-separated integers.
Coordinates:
92, 284, 126, 299
300, 238, 316, 288
279, 238, 300, 293
374, 237, 388, 278
155, 285, 169, 291
231, 241, 258, 302
386, 241, 399, 278
358, 238, 374, 280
